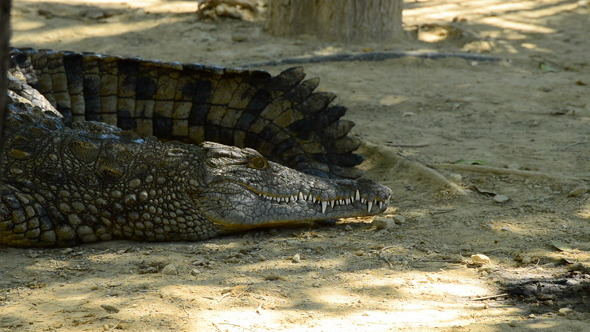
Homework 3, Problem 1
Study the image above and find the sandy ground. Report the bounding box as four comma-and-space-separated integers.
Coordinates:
2, 0, 590, 331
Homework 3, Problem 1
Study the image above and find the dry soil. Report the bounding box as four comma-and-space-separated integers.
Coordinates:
2, 0, 590, 331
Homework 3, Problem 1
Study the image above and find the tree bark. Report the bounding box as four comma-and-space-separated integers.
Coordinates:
0, 0, 11, 185
265, 0, 403, 43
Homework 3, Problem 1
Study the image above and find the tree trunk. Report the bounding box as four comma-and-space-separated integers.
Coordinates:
0, 0, 11, 185
265, 0, 403, 43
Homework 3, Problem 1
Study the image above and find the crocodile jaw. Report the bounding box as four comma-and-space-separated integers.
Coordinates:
193, 164, 392, 231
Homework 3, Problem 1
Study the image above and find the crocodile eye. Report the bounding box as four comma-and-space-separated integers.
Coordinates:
248, 156, 269, 169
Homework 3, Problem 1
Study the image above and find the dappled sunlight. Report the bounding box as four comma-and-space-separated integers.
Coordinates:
480, 16, 555, 34
12, 17, 187, 48
18, 0, 199, 13
4, 0, 590, 331
405, 0, 575, 25
404, 0, 588, 55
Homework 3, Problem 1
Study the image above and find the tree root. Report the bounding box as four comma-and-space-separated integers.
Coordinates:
243, 51, 502, 68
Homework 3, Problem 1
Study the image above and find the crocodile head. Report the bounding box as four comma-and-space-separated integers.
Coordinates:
191, 142, 392, 232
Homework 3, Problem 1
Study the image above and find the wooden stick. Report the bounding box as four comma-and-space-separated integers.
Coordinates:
470, 293, 508, 301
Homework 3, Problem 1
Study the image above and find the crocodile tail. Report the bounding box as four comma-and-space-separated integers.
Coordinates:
9, 48, 362, 178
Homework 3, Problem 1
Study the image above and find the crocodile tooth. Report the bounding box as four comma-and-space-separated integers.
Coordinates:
292, 195, 297, 202
312, 197, 317, 204
367, 201, 373, 213
355, 190, 361, 201
321, 201, 328, 214
379, 201, 384, 209
361, 198, 366, 204
339, 199, 345, 205
346, 198, 352, 205
330, 200, 335, 208
298, 192, 305, 201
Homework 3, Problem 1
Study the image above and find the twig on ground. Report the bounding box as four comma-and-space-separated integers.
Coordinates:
429, 209, 455, 215
470, 293, 508, 301
556, 141, 588, 151
386, 143, 430, 148
379, 252, 395, 269
211, 322, 223, 332
217, 322, 257, 332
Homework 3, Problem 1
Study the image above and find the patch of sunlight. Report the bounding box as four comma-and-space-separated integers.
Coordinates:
521, 42, 537, 49
576, 209, 590, 219
313, 288, 360, 305
313, 46, 345, 56
186, 305, 477, 330
527, 320, 561, 329
12, 19, 44, 31
404, 0, 537, 22
480, 17, 556, 34
476, 1, 537, 14
11, 19, 170, 46
342, 306, 465, 326
404, 3, 466, 21
417, 281, 491, 298
488, 219, 545, 236
379, 95, 408, 106
522, 2, 580, 18
520, 42, 552, 53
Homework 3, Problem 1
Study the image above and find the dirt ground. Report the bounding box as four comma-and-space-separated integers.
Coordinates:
2, 0, 590, 331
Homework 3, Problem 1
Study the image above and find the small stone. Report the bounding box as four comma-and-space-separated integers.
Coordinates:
61, 248, 74, 255
568, 185, 588, 197
521, 255, 534, 265
344, 225, 353, 232
507, 163, 520, 170
558, 307, 573, 316
161, 264, 178, 275
292, 253, 301, 263
393, 215, 406, 225
509, 320, 518, 327
449, 173, 462, 183
493, 194, 510, 203
372, 217, 396, 230
471, 254, 491, 266
81, 9, 107, 20
231, 34, 248, 42
100, 304, 120, 314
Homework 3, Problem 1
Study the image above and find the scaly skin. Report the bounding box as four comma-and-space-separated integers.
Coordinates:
9, 48, 364, 178
1, 97, 391, 247
1, 49, 392, 247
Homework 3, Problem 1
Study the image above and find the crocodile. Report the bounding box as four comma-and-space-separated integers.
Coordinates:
1, 48, 392, 247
